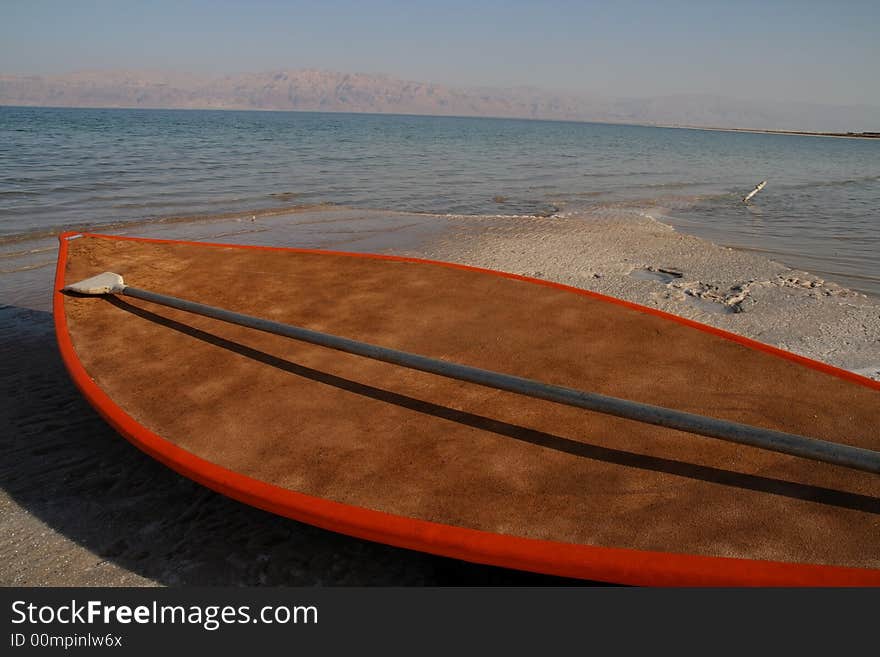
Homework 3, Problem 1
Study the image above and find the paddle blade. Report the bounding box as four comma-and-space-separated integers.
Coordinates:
62, 272, 126, 295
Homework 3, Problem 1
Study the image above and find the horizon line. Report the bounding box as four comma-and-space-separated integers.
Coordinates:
2, 103, 878, 140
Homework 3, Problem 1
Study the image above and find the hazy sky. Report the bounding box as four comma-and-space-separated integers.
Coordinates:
3, 0, 879, 106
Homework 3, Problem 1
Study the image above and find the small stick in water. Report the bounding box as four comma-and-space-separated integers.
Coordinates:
743, 180, 767, 203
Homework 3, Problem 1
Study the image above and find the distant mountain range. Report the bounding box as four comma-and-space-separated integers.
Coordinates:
2, 69, 878, 133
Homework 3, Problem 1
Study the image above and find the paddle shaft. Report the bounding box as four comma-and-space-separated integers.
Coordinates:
120, 284, 880, 474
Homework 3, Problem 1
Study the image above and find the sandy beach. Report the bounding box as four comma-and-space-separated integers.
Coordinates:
2, 204, 879, 586
418, 206, 880, 379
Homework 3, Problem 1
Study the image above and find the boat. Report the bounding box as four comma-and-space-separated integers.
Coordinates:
54, 232, 880, 585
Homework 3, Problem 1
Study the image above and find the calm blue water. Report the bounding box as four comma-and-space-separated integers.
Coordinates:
1, 106, 878, 294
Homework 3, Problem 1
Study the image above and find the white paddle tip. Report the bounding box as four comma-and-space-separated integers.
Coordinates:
62, 272, 126, 295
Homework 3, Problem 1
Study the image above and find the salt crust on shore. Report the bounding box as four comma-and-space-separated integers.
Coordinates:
2, 206, 878, 586
415, 208, 880, 380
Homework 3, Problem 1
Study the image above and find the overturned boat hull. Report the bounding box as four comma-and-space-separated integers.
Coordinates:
54, 232, 880, 585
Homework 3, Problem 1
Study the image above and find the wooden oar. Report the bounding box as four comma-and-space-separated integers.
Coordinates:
63, 271, 880, 474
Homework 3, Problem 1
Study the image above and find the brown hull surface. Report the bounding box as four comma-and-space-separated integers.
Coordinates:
55, 233, 880, 585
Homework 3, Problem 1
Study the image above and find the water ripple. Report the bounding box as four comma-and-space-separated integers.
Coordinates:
1, 106, 878, 295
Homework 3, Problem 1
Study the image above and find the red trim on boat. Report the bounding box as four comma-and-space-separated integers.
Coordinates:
53, 231, 880, 586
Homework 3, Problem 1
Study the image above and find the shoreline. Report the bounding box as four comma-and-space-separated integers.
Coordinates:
414, 208, 880, 380
2, 205, 879, 586
4, 103, 878, 141
4, 204, 880, 373
654, 123, 880, 140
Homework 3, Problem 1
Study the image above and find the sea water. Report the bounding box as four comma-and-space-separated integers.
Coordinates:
1, 106, 878, 295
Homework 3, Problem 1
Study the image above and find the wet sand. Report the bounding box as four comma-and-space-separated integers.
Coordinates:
2, 205, 878, 586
